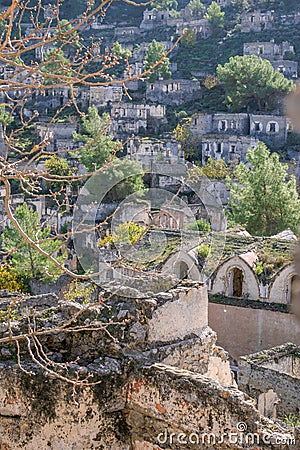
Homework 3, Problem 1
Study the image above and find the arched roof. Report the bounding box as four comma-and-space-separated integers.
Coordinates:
210, 254, 260, 300
161, 249, 202, 282
268, 263, 296, 304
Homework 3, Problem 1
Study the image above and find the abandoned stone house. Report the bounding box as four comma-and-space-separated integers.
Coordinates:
34, 40, 56, 61
131, 41, 174, 65
0, 189, 52, 232
140, 9, 172, 31
114, 26, 141, 42
250, 113, 292, 148
23, 24, 57, 61
36, 122, 77, 155
82, 85, 123, 108
209, 247, 296, 305
111, 104, 148, 137
0, 81, 123, 114
190, 113, 292, 161
110, 103, 166, 138
271, 60, 298, 79
241, 10, 275, 33
161, 227, 297, 306
159, 227, 300, 362
127, 136, 184, 171
279, 12, 300, 26
243, 40, 298, 78
123, 62, 144, 91
201, 135, 259, 165
243, 40, 294, 60
126, 136, 186, 189
140, 8, 211, 38
175, 17, 212, 38
104, 201, 189, 234
33, 86, 73, 116
131, 42, 149, 63
146, 79, 201, 106
124, 42, 177, 87
0, 68, 38, 112
239, 343, 300, 419
191, 113, 251, 136
0, 68, 74, 115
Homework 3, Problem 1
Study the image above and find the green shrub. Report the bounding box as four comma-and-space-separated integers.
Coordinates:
197, 243, 211, 259
188, 218, 211, 233
0, 265, 29, 293
284, 414, 300, 430
99, 222, 146, 248
255, 261, 264, 276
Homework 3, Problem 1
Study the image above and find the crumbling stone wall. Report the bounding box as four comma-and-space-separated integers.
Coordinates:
126, 364, 296, 450
0, 283, 297, 449
0, 362, 296, 450
0, 366, 129, 450
0, 283, 232, 383
239, 344, 300, 419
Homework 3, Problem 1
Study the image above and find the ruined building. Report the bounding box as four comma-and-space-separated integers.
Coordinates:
0, 281, 298, 449
241, 10, 275, 33
160, 227, 300, 362
190, 112, 292, 164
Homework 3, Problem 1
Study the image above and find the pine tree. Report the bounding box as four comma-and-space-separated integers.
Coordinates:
144, 40, 171, 83
205, 1, 225, 29
188, 0, 205, 17
151, 0, 178, 11
228, 142, 300, 235
2, 204, 64, 281
217, 55, 294, 112
73, 106, 122, 172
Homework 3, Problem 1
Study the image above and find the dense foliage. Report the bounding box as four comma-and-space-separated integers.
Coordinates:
151, 0, 178, 11
205, 1, 225, 30
2, 204, 65, 281
187, 0, 205, 17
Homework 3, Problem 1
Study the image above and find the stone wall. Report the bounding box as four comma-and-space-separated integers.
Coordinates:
0, 362, 296, 449
269, 264, 296, 304
148, 284, 208, 343
126, 364, 296, 449
146, 80, 201, 106
243, 40, 294, 60
249, 114, 288, 148
0, 283, 232, 382
208, 302, 300, 360
0, 366, 129, 450
0, 283, 298, 449
239, 344, 300, 419
210, 255, 260, 300
241, 11, 275, 33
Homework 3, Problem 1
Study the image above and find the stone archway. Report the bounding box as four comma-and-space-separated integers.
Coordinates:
161, 251, 202, 282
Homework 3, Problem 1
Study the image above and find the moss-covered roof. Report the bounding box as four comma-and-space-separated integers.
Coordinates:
220, 227, 296, 282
